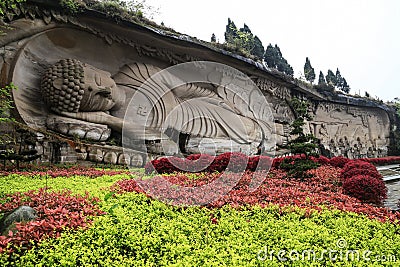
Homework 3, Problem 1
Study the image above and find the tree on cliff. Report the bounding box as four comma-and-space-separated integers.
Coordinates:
325, 69, 337, 86
264, 44, 293, 76
224, 19, 266, 60
280, 97, 319, 179
224, 18, 239, 45
335, 68, 351, 93
335, 68, 343, 88
318, 71, 326, 85
211, 33, 216, 42
251, 36, 265, 60
340, 78, 350, 93
304, 57, 315, 83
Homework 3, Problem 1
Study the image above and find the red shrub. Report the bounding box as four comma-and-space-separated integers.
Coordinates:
342, 160, 376, 173
145, 157, 182, 174
186, 154, 215, 173
342, 175, 387, 205
340, 160, 382, 181
0, 189, 103, 253
272, 157, 285, 169
362, 156, 400, 166
0, 166, 127, 178
208, 152, 248, 173
341, 168, 382, 181
186, 154, 202, 161
329, 156, 351, 168
247, 156, 273, 172
311, 155, 330, 166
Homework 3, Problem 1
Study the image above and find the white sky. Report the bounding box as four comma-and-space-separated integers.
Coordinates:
143, 0, 399, 101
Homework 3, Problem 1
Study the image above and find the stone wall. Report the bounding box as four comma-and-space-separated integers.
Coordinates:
0, 0, 397, 165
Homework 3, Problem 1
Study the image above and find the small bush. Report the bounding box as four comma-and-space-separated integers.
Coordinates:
341, 160, 376, 174
329, 156, 351, 168
209, 152, 248, 173
186, 154, 215, 173
342, 175, 387, 205
247, 156, 273, 172
340, 160, 382, 181
311, 155, 330, 166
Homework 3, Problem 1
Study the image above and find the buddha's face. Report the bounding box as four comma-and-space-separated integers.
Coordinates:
79, 64, 125, 112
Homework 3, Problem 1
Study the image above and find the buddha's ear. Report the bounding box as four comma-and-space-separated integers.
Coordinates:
52, 78, 63, 90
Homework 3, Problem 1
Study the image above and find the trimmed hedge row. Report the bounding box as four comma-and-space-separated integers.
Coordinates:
145, 153, 396, 175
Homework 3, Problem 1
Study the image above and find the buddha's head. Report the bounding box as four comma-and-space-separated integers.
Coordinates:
41, 59, 125, 113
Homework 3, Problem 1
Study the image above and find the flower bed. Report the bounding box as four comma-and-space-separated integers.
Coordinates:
361, 156, 400, 166
113, 165, 399, 223
0, 189, 104, 254
0, 156, 399, 266
0, 165, 128, 178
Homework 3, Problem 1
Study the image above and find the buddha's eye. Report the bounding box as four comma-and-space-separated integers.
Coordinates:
95, 73, 102, 86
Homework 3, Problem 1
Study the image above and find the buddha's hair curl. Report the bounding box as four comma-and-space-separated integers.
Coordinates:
41, 59, 86, 113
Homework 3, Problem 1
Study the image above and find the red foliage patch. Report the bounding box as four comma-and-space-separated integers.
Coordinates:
0, 189, 104, 253
329, 156, 351, 168
343, 175, 387, 205
145, 152, 252, 174
0, 166, 127, 178
112, 165, 400, 223
361, 156, 400, 166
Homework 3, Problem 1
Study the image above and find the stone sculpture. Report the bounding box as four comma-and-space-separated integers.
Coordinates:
41, 59, 272, 155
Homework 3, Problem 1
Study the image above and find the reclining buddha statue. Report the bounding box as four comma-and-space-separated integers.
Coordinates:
41, 59, 274, 155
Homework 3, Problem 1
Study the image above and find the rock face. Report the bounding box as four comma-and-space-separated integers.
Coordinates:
0, 0, 397, 164
0, 206, 37, 236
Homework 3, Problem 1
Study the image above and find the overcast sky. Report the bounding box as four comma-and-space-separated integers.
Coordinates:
144, 0, 399, 101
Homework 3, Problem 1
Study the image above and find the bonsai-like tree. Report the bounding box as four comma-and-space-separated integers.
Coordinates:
280, 97, 320, 179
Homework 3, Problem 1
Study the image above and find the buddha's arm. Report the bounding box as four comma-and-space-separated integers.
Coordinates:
61, 111, 123, 132
60, 111, 164, 140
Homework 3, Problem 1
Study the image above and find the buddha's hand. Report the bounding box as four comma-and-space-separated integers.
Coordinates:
60, 111, 115, 125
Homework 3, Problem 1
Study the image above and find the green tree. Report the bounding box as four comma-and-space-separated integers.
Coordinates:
341, 78, 350, 93
280, 98, 319, 179
264, 44, 293, 76
304, 57, 315, 83
251, 35, 264, 60
318, 71, 326, 85
264, 44, 278, 69
211, 33, 216, 42
224, 18, 238, 44
239, 23, 252, 34
335, 68, 343, 88
325, 69, 337, 86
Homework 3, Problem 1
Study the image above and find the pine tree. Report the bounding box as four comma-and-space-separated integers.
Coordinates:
264, 44, 278, 68
211, 33, 216, 42
251, 35, 264, 60
264, 44, 293, 76
341, 78, 350, 93
335, 68, 343, 88
304, 57, 315, 83
224, 18, 238, 44
239, 23, 252, 34
280, 98, 319, 179
318, 71, 326, 85
325, 69, 337, 86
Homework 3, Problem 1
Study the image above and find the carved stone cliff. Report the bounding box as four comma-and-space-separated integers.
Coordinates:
0, 0, 397, 165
